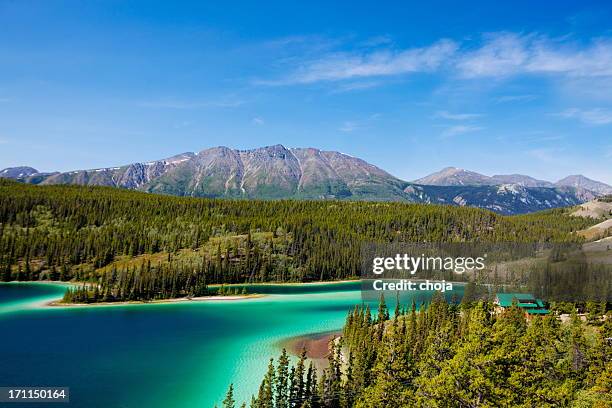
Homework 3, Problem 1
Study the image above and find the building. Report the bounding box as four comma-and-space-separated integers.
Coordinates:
494, 293, 549, 315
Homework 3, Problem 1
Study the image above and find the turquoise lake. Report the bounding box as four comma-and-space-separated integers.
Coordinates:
0, 282, 462, 407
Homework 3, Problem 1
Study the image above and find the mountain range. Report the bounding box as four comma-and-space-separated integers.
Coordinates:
2, 144, 610, 215
413, 166, 612, 195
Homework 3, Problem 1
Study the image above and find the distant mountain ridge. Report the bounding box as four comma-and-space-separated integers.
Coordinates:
413, 166, 611, 193
555, 175, 612, 196
0, 166, 39, 179
1, 145, 609, 215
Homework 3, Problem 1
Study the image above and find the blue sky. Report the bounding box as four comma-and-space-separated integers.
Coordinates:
1, 0, 611, 183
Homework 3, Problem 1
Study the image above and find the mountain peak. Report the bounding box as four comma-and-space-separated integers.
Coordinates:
555, 174, 612, 195
413, 167, 491, 186
235, 144, 289, 153
0, 166, 39, 179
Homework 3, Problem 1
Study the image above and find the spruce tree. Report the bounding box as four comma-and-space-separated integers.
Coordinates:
222, 384, 235, 408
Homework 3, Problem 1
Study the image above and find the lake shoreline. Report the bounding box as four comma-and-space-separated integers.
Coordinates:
1, 277, 362, 407
209, 278, 359, 287
0, 279, 359, 308
46, 293, 266, 307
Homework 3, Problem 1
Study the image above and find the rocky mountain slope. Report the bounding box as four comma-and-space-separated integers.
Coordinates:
404, 183, 587, 215
1, 145, 609, 215
412, 167, 493, 186
3, 146, 409, 200
489, 174, 554, 188
555, 175, 612, 195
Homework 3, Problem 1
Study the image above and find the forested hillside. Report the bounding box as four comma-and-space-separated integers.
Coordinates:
0, 180, 596, 303
241, 297, 611, 408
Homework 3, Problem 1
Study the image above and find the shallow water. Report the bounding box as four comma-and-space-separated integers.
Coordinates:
0, 281, 461, 407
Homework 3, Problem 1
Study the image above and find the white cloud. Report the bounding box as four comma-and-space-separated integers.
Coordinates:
556, 108, 612, 125
456, 33, 529, 78
441, 125, 484, 137
252, 117, 265, 125
434, 110, 483, 120
259, 39, 458, 85
252, 32, 612, 105
256, 31, 612, 92
457, 33, 612, 78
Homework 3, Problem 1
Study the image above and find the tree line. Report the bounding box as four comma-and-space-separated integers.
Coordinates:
0, 180, 597, 302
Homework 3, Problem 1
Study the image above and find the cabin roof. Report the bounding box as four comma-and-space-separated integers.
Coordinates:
496, 293, 535, 307
495, 293, 549, 314
526, 309, 550, 314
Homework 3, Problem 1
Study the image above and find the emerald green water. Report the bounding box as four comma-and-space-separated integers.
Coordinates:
0, 282, 462, 407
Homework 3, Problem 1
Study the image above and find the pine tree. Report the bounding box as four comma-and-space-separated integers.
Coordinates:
255, 359, 275, 408
275, 349, 290, 408
222, 384, 235, 408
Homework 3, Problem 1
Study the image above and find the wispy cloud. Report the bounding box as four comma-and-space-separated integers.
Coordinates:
494, 94, 538, 103
330, 80, 383, 93
257, 39, 458, 85
257, 32, 612, 86
457, 32, 612, 78
556, 108, 612, 125
434, 110, 483, 120
136, 98, 244, 109
456, 33, 530, 78
441, 125, 484, 137
252, 117, 265, 125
